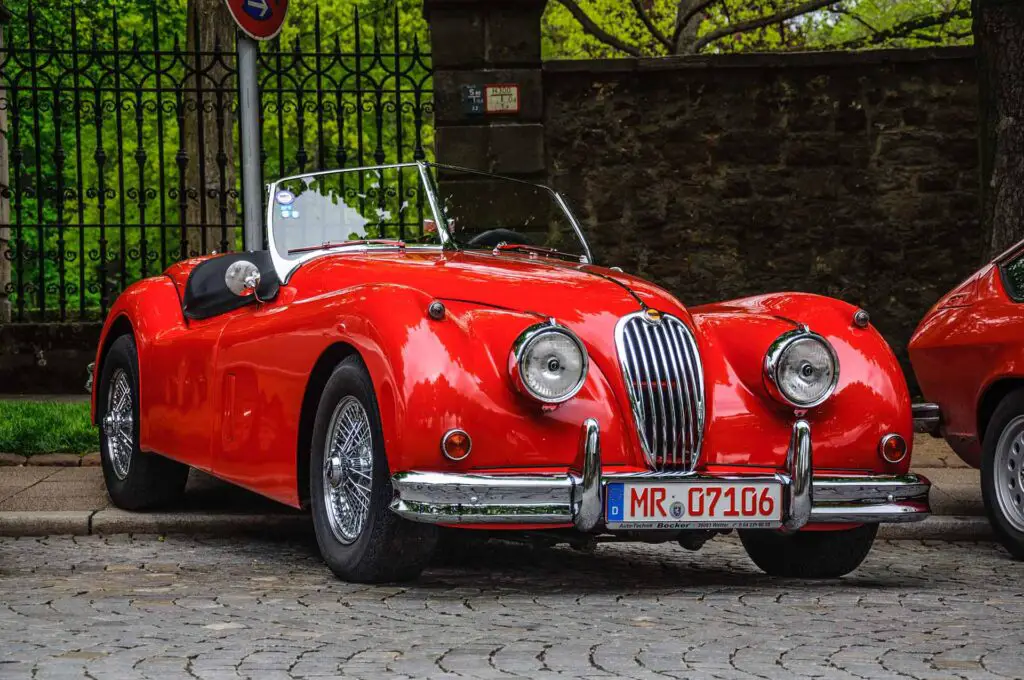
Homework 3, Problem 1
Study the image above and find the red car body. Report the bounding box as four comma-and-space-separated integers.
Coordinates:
88, 162, 929, 579
91, 252, 923, 511
910, 249, 1024, 467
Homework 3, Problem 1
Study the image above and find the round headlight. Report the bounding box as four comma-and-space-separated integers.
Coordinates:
764, 329, 839, 408
511, 324, 588, 404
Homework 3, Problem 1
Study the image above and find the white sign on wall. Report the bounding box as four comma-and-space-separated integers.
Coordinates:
484, 84, 520, 114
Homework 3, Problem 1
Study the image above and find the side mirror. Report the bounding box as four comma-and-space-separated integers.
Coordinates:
225, 260, 261, 297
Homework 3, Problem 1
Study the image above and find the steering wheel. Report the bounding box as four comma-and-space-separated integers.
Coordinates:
466, 229, 532, 249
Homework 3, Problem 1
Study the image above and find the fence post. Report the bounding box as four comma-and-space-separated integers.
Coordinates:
423, 0, 547, 194
0, 2, 10, 324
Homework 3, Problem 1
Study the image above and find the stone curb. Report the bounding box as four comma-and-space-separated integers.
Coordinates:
0, 510, 310, 538
0, 511, 94, 536
0, 510, 992, 541
877, 515, 993, 541
90, 509, 311, 537
0, 452, 100, 466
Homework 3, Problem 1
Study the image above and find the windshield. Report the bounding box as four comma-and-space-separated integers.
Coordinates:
271, 165, 443, 260
430, 164, 590, 263
268, 163, 590, 271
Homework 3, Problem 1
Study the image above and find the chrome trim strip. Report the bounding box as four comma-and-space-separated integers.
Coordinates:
810, 504, 930, 523
552, 191, 593, 264
390, 471, 575, 524
912, 402, 942, 435
812, 473, 931, 502
389, 421, 931, 527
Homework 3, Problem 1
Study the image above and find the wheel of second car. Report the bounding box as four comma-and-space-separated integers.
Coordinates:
309, 355, 438, 582
98, 334, 189, 510
739, 524, 878, 578
981, 389, 1024, 560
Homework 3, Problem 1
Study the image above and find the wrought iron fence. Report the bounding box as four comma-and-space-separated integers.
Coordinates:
0, 4, 433, 322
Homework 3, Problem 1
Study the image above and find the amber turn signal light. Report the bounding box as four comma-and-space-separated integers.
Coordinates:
442, 429, 472, 461
879, 433, 907, 464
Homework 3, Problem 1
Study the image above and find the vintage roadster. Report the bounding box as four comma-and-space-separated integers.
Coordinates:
90, 162, 930, 582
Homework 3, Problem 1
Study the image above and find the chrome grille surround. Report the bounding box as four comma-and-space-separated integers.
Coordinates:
614, 311, 705, 471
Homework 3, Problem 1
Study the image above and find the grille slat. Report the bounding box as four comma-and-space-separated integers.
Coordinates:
650, 323, 675, 467
669, 323, 695, 452
661, 322, 684, 467
678, 323, 703, 450
615, 312, 705, 472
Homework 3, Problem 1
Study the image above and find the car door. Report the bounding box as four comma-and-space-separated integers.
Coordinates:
141, 308, 246, 474
210, 284, 321, 507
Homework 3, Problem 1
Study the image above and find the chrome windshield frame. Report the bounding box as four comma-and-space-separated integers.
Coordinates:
426, 162, 593, 264
265, 162, 452, 283
264, 161, 592, 282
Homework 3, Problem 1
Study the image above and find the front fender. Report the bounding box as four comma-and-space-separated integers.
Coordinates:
336, 291, 638, 474
692, 293, 912, 474
90, 276, 185, 424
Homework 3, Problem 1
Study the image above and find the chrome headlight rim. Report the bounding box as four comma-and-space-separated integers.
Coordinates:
510, 322, 589, 404
763, 327, 839, 409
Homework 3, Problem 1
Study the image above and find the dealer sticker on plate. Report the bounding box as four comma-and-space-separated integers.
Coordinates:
605, 481, 783, 530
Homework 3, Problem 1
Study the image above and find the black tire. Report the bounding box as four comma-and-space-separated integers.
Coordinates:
98, 334, 189, 510
739, 524, 878, 578
981, 389, 1024, 560
310, 355, 438, 582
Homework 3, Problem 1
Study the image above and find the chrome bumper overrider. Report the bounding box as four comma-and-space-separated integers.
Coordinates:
390, 419, 931, 531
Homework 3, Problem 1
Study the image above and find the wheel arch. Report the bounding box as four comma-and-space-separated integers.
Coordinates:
296, 341, 361, 509
91, 314, 136, 424
978, 377, 1024, 444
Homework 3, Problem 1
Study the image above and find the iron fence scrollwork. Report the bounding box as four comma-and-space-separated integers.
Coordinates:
0, 4, 433, 322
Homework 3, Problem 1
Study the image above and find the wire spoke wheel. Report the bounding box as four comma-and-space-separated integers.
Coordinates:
994, 415, 1024, 533
103, 368, 134, 481
322, 395, 374, 545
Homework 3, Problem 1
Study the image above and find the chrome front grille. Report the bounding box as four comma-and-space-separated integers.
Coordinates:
614, 311, 705, 471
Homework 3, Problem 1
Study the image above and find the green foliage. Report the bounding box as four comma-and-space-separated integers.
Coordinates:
2, 0, 432, 320
542, 0, 973, 58
0, 400, 96, 455
801, 0, 973, 50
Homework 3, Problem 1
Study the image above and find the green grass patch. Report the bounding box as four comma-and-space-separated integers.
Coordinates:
0, 400, 97, 455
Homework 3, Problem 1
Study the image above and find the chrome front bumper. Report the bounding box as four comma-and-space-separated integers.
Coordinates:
390, 419, 931, 531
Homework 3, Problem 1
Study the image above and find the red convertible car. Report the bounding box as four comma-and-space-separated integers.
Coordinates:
90, 162, 930, 582
910, 238, 1024, 558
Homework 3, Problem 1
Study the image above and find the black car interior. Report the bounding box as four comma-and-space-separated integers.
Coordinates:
182, 251, 280, 320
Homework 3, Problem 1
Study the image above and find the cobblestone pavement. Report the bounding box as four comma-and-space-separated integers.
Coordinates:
1, 535, 1023, 679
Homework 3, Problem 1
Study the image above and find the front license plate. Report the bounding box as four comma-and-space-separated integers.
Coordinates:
605, 481, 783, 530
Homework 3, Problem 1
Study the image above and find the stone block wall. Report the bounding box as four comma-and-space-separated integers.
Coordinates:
0, 323, 101, 394
543, 48, 982, 386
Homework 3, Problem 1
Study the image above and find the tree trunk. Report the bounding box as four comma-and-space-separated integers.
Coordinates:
184, 0, 237, 257
975, 0, 1024, 258
673, 0, 703, 54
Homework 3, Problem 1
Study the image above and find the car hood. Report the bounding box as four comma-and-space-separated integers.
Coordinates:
299, 250, 690, 323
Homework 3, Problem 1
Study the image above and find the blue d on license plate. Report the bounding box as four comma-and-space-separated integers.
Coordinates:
605, 481, 783, 530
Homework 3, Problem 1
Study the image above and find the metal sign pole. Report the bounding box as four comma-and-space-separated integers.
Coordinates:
237, 34, 262, 251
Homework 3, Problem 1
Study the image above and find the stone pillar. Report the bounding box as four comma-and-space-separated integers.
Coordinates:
424, 0, 548, 229
0, 2, 10, 323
